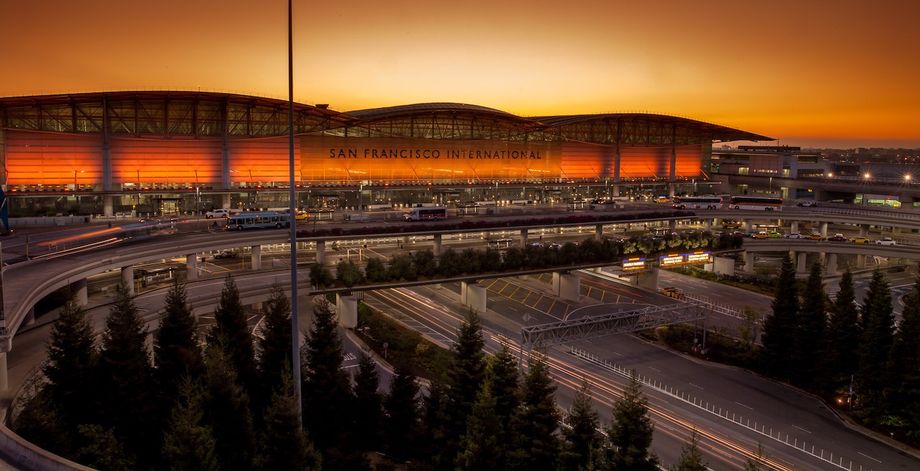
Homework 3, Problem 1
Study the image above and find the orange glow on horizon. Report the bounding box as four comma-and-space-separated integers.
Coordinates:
2, 0, 919, 148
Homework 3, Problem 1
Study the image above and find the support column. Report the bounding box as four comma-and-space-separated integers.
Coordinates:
0, 352, 7, 392
820, 222, 828, 238
336, 293, 358, 329
316, 240, 326, 264
433, 233, 443, 256
668, 219, 677, 230
790, 221, 799, 234
552, 272, 581, 301
744, 220, 753, 233
121, 266, 135, 295
186, 253, 199, 281
221, 193, 231, 210
826, 253, 838, 275
797, 252, 808, 274
856, 254, 867, 269
251, 245, 262, 270
637, 267, 660, 291
595, 224, 604, 240
743, 252, 755, 274
703, 219, 712, 231
520, 228, 528, 247
712, 256, 735, 276
859, 225, 868, 237
612, 184, 621, 197
103, 195, 114, 217
465, 284, 487, 314
460, 280, 470, 305
73, 278, 88, 307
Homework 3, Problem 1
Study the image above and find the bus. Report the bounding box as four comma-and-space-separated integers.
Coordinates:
672, 196, 723, 210
404, 207, 448, 221
729, 196, 784, 211
487, 238, 515, 249
227, 211, 291, 230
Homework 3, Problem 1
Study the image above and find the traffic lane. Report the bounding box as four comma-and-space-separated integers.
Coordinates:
579, 335, 918, 471
657, 269, 773, 312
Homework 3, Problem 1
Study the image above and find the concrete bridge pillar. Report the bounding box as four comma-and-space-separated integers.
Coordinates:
612, 184, 621, 197
668, 219, 677, 230
744, 220, 753, 233
520, 228, 529, 247
790, 221, 799, 234
251, 245, 262, 270
820, 222, 828, 238
826, 253, 838, 275
595, 224, 604, 240
336, 293, 357, 328
121, 266, 135, 295
316, 240, 326, 265
743, 252, 755, 274
637, 267, 660, 291
103, 195, 114, 217
856, 254, 867, 269
552, 272, 581, 301
433, 233, 443, 256
711, 256, 735, 276
797, 252, 808, 275
460, 280, 470, 305
0, 352, 7, 392
73, 278, 88, 307
187, 253, 199, 281
221, 193, 232, 209
702, 219, 712, 231
859, 225, 868, 237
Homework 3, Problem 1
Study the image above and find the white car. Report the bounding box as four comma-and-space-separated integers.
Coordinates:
875, 237, 897, 246
205, 208, 240, 219
785, 232, 803, 239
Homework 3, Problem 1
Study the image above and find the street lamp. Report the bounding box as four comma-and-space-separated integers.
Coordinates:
905, 174, 912, 182
863, 172, 871, 180
287, 0, 302, 420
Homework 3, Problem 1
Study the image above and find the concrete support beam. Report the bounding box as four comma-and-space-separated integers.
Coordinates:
0, 352, 7, 392
121, 266, 135, 295
668, 182, 676, 198
820, 222, 828, 238
520, 228, 528, 247
702, 219, 712, 231
460, 280, 470, 305
711, 256, 735, 276
251, 245, 262, 270
401, 236, 410, 248
856, 254, 867, 269
743, 252, 755, 274
744, 220, 753, 233
668, 220, 677, 230
73, 278, 88, 307
637, 267, 660, 291
187, 253, 199, 281
826, 253, 838, 275
336, 294, 358, 329
612, 184, 621, 197
552, 272, 581, 301
316, 240, 326, 265
595, 224, 604, 240
221, 193, 231, 210
859, 225, 868, 237
433, 233, 443, 256
465, 284, 487, 314
790, 221, 799, 234
103, 195, 114, 217
797, 252, 808, 274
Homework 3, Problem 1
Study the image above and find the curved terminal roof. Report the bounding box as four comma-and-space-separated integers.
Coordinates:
0, 91, 771, 142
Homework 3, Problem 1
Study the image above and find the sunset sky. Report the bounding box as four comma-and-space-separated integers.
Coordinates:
2, 0, 918, 148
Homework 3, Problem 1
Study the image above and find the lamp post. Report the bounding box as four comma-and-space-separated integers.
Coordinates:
287, 0, 302, 420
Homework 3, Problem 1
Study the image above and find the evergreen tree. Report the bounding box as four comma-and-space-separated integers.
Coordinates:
826, 270, 861, 394
889, 275, 920, 438
384, 365, 420, 460
794, 261, 827, 389
856, 270, 895, 418
257, 286, 293, 409
509, 354, 559, 471
419, 380, 450, 468
257, 372, 321, 471
490, 345, 520, 430
440, 311, 487, 467
206, 275, 258, 395
154, 281, 203, 415
98, 282, 156, 464
365, 257, 388, 282
203, 339, 256, 471
604, 372, 659, 471
42, 301, 97, 433
671, 431, 707, 471
301, 298, 355, 459
12, 390, 68, 457
74, 424, 134, 471
336, 259, 365, 287
761, 255, 799, 379
456, 384, 502, 471
560, 381, 602, 471
162, 378, 219, 471
352, 353, 383, 452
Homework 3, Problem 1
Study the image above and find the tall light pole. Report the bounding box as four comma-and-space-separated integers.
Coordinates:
287, 0, 302, 419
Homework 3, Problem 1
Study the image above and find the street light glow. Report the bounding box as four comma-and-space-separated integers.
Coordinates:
863, 172, 871, 179
905, 174, 912, 181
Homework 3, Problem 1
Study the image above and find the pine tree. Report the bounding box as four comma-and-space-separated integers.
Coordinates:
419, 380, 449, 468
509, 354, 560, 471
162, 378, 219, 471
671, 431, 707, 471
856, 270, 895, 418
257, 372, 321, 471
301, 298, 355, 458
98, 282, 156, 464
12, 390, 69, 457
75, 424, 134, 471
456, 384, 502, 470
443, 311, 487, 465
826, 270, 861, 394
889, 275, 920, 438
154, 281, 203, 415
206, 276, 258, 395
560, 381, 602, 471
490, 345, 520, 431
384, 365, 420, 461
203, 339, 256, 471
761, 255, 799, 379
604, 372, 659, 471
352, 353, 382, 452
794, 261, 827, 389
257, 286, 293, 410
42, 301, 97, 432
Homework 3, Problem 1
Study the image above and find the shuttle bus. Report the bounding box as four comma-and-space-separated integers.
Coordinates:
227, 211, 291, 230
729, 196, 783, 211
672, 196, 723, 210
487, 238, 515, 249
404, 207, 448, 221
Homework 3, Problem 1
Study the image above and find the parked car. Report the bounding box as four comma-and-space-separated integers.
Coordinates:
828, 233, 848, 242
876, 237, 897, 246
797, 200, 818, 207
785, 232, 803, 239
807, 233, 825, 240
752, 231, 770, 239
205, 208, 240, 218
767, 231, 784, 238
851, 236, 870, 244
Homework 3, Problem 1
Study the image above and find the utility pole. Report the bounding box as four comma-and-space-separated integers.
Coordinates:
287, 0, 302, 420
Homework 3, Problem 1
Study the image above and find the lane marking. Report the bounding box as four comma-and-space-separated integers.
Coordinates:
735, 401, 753, 410
689, 382, 704, 390
857, 452, 882, 464
648, 366, 661, 373
792, 425, 811, 434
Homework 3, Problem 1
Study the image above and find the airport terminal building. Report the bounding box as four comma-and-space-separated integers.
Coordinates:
0, 91, 770, 216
